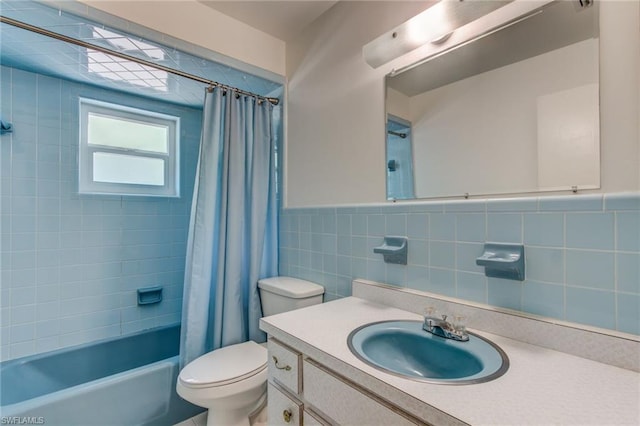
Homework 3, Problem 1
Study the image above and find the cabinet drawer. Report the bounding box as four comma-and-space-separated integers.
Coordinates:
268, 338, 301, 394
303, 409, 330, 426
268, 382, 303, 426
303, 360, 421, 426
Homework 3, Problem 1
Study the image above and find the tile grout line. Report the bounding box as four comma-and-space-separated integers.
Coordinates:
613, 211, 618, 332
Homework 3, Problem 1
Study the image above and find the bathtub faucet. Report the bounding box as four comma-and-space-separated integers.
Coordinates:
423, 313, 469, 342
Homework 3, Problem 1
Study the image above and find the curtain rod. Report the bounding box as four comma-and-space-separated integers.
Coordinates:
0, 15, 280, 106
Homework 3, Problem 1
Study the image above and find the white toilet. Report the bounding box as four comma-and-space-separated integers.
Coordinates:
176, 277, 324, 426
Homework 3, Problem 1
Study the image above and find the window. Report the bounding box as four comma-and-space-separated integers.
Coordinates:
79, 99, 180, 197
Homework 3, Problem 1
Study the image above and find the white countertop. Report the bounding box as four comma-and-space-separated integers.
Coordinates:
260, 297, 640, 425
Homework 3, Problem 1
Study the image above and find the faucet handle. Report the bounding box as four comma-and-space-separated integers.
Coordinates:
424, 306, 437, 317
452, 315, 466, 333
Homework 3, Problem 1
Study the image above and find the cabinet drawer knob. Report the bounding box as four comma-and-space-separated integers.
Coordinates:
272, 355, 292, 371
283, 409, 292, 423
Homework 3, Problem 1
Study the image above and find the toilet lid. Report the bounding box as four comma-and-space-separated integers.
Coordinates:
179, 341, 267, 388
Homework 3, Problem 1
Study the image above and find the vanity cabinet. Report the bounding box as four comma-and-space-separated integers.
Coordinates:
261, 290, 640, 426
268, 338, 302, 394
266, 338, 426, 426
302, 360, 419, 425
301, 410, 326, 426
267, 382, 303, 426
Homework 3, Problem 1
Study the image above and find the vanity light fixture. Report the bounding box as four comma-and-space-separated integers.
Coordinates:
363, 0, 513, 68
365, 0, 594, 70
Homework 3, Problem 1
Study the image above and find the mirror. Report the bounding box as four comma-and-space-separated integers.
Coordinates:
385, 0, 600, 200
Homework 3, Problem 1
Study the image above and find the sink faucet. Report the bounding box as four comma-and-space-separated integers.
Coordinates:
423, 313, 469, 342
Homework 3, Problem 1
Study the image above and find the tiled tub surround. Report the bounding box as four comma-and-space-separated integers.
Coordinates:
278, 193, 640, 336
259, 282, 640, 425
0, 65, 202, 361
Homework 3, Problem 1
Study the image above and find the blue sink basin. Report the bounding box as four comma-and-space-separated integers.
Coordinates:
347, 320, 509, 384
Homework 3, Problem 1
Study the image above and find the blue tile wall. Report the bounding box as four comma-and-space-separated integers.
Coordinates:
0, 66, 201, 361
279, 193, 640, 335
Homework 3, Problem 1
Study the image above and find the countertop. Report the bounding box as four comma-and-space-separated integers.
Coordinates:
259, 297, 640, 425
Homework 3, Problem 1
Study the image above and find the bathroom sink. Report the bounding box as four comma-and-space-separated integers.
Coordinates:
347, 320, 508, 384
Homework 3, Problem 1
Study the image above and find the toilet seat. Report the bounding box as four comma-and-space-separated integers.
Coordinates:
179, 341, 267, 389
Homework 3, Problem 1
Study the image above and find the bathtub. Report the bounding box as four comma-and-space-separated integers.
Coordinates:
0, 324, 203, 426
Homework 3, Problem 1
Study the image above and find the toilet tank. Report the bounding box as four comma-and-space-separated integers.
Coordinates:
258, 276, 324, 317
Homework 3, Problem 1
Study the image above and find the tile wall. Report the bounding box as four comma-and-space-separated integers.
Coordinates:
0, 65, 202, 361
279, 194, 640, 336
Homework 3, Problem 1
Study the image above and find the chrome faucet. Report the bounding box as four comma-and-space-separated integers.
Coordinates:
423, 313, 469, 342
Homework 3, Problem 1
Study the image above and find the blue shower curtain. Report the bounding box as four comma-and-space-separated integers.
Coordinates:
179, 88, 278, 368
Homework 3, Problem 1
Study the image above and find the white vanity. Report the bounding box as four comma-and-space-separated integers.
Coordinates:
259, 280, 640, 425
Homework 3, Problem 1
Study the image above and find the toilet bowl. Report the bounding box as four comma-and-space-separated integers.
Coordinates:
177, 277, 324, 426
176, 341, 267, 426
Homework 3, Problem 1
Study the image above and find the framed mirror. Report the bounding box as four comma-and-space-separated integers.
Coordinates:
385, 0, 600, 200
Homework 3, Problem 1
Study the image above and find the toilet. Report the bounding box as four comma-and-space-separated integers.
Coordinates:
176, 277, 324, 426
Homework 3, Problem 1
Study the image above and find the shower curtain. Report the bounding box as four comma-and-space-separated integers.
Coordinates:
179, 88, 278, 368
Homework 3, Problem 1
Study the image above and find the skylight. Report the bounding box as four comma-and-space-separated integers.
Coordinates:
87, 27, 168, 91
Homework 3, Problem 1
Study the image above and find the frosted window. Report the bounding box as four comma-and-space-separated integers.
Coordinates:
88, 114, 168, 153
79, 98, 179, 197
93, 152, 165, 186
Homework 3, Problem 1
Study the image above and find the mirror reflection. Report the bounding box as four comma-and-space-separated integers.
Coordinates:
385, 0, 600, 200
386, 115, 415, 200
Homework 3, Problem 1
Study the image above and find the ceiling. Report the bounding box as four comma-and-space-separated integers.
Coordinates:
198, 1, 339, 41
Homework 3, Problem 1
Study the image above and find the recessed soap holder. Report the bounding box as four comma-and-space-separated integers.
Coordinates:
476, 243, 525, 281
137, 286, 163, 306
374, 236, 408, 265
